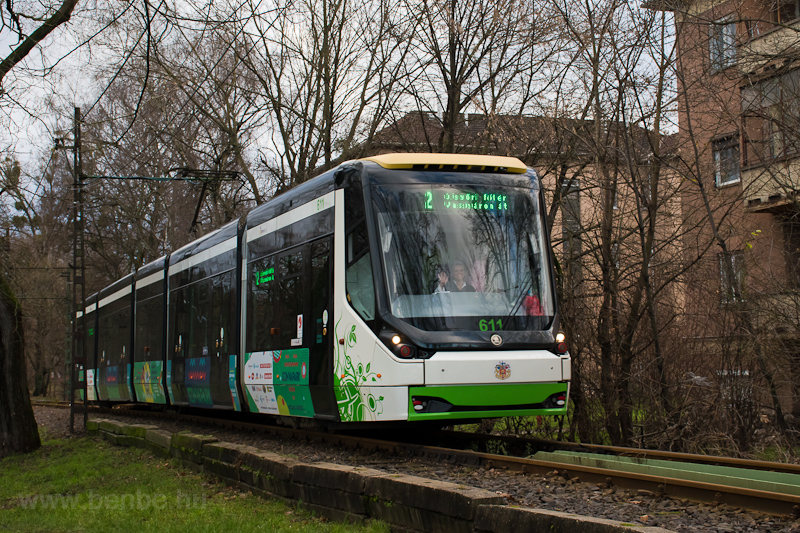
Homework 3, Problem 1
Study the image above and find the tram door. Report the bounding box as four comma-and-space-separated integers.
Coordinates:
307, 237, 335, 418
245, 235, 335, 419
269, 237, 335, 418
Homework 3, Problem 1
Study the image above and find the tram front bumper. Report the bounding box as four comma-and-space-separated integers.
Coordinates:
407, 383, 568, 421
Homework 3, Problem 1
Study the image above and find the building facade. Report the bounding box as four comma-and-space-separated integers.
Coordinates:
670, 0, 800, 425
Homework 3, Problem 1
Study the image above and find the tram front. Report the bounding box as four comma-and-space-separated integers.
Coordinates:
335, 153, 570, 424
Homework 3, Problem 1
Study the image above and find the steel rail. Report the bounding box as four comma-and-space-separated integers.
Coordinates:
31, 400, 71, 408
442, 430, 800, 475
426, 445, 800, 518
561, 441, 800, 475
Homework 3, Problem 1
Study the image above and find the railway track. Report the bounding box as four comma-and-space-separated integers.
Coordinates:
36, 400, 800, 518
439, 429, 800, 475
31, 400, 71, 408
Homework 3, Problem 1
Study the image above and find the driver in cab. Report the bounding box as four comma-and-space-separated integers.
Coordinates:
434, 261, 476, 293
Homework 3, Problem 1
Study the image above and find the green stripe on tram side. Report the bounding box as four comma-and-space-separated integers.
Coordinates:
535, 451, 800, 497
407, 382, 568, 421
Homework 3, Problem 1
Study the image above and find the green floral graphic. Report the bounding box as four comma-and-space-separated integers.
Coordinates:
334, 317, 383, 421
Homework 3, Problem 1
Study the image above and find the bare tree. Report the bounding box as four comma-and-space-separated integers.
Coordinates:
0, 0, 96, 456
531, 0, 703, 448
666, 0, 800, 450
227, 0, 415, 189
401, 0, 545, 152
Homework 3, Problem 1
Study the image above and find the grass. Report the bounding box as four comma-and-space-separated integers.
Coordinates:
0, 433, 389, 533
752, 445, 800, 463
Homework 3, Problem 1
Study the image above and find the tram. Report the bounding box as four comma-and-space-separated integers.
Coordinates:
77, 153, 571, 426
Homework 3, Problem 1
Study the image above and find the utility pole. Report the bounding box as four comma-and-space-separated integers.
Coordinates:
59, 109, 240, 432
68, 107, 86, 433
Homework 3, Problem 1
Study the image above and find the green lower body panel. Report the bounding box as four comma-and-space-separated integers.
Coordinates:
408, 382, 568, 421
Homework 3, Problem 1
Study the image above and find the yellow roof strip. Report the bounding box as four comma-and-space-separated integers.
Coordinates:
361, 153, 528, 174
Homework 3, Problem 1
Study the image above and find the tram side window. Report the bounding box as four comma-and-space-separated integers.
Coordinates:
98, 306, 129, 366
344, 182, 375, 321
135, 299, 146, 362
345, 183, 375, 321
83, 316, 94, 364
209, 271, 235, 383
118, 306, 131, 366
98, 313, 110, 365
212, 271, 235, 357
173, 278, 215, 359
137, 296, 163, 363
346, 227, 375, 320
172, 288, 189, 360
248, 256, 275, 352
184, 284, 199, 359
275, 249, 305, 347
191, 280, 212, 358
209, 270, 235, 404
149, 297, 164, 363
311, 239, 330, 343
211, 275, 222, 356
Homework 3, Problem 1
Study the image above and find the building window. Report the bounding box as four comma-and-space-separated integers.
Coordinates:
611, 242, 620, 270
782, 215, 800, 286
639, 171, 653, 213
719, 250, 744, 304
745, 19, 761, 39
741, 70, 800, 166
710, 19, 736, 71
767, 100, 800, 159
713, 136, 740, 186
561, 179, 582, 290
772, 0, 800, 24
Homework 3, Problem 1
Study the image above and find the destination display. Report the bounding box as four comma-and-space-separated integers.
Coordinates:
422, 189, 509, 212
254, 267, 275, 285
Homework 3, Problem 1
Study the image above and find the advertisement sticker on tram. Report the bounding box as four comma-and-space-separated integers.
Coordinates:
244, 349, 314, 417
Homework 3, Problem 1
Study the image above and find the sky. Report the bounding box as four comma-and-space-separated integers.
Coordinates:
0, 2, 114, 174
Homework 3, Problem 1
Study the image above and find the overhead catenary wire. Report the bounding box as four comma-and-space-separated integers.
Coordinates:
118, 0, 263, 178
80, 0, 268, 183
80, 0, 262, 126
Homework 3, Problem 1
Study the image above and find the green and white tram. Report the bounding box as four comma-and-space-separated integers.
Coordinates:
79, 153, 570, 426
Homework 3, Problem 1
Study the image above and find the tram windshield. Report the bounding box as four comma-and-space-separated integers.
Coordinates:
372, 182, 554, 332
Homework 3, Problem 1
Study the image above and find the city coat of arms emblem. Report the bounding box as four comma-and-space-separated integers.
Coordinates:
495, 361, 511, 380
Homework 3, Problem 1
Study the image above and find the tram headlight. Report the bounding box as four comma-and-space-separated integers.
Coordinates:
554, 332, 568, 355
380, 329, 418, 359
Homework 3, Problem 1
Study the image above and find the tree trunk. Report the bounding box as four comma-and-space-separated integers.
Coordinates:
0, 272, 40, 458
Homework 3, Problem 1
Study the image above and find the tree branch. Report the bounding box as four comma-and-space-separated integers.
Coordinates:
0, 0, 79, 90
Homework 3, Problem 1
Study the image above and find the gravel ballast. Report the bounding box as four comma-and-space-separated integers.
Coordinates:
33, 406, 800, 533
